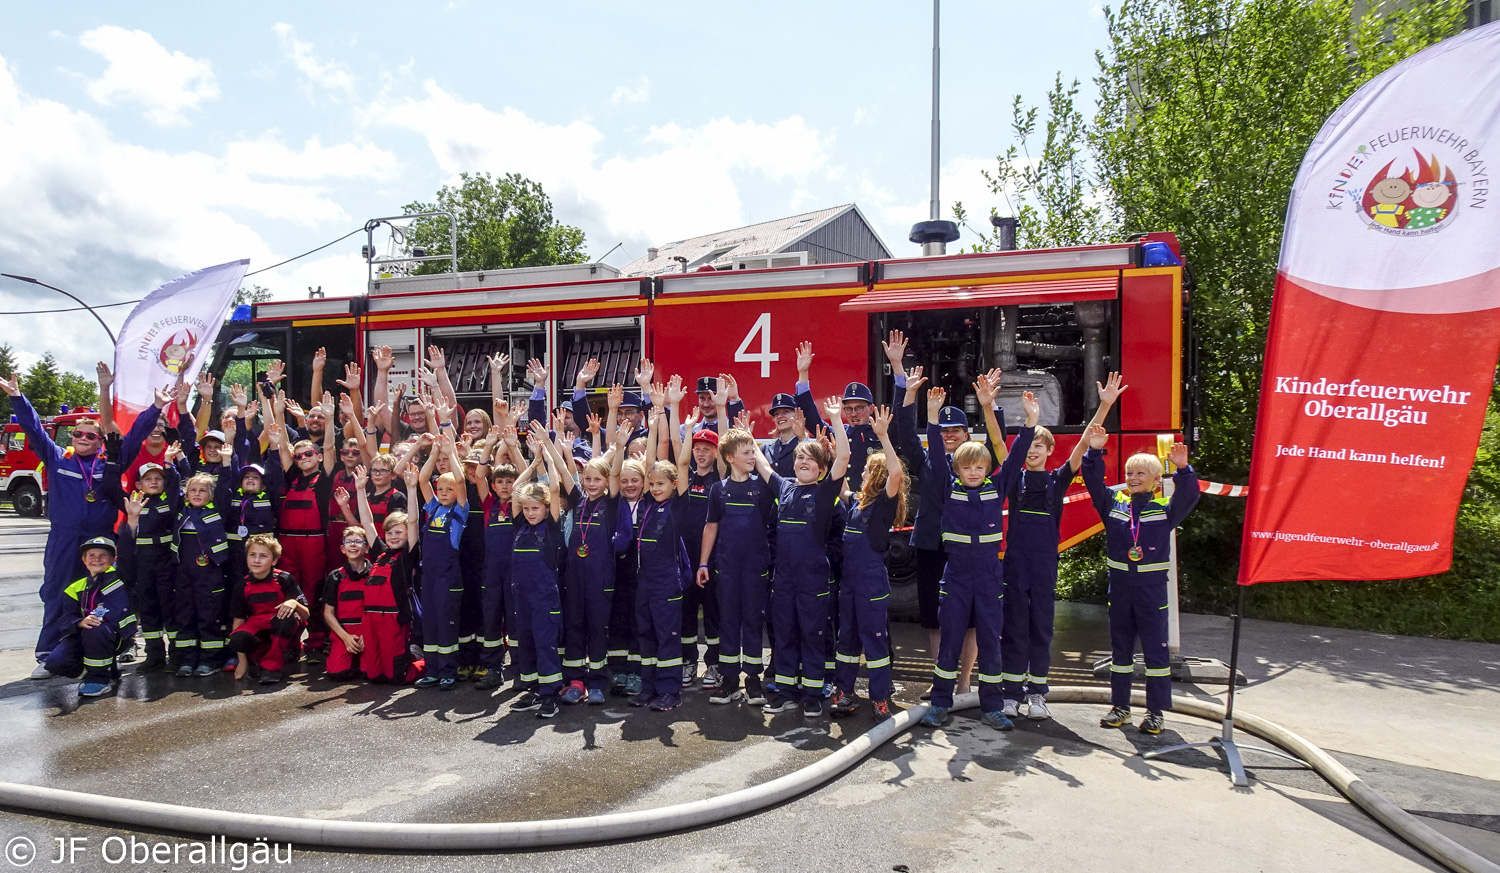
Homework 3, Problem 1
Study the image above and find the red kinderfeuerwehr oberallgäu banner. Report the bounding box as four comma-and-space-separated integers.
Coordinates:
1240, 23, 1500, 585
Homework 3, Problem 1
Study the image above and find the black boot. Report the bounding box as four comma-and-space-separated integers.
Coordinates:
137, 638, 168, 673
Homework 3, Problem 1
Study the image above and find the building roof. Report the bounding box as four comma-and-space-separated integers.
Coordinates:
621, 204, 882, 276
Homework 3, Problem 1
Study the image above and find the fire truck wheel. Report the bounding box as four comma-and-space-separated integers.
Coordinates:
9, 482, 42, 518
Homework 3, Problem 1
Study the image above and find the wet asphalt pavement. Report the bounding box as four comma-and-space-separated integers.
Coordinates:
0, 514, 1495, 872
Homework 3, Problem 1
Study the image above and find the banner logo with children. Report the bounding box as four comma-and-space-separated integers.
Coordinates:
1241, 24, 1500, 585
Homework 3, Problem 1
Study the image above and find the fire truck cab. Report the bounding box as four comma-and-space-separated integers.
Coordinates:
0, 407, 103, 517
206, 234, 1195, 613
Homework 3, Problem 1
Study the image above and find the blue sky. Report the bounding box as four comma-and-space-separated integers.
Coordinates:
0, 2, 1111, 375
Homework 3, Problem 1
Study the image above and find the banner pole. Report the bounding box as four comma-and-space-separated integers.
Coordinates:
1143, 583, 1303, 786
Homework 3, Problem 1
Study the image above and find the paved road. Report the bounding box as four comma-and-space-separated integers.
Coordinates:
0, 514, 1494, 872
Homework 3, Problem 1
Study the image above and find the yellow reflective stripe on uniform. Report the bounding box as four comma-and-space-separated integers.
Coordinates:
835, 652, 861, 664
1110, 663, 1134, 673
979, 491, 999, 501
1020, 509, 1051, 516
977, 532, 1002, 543
941, 532, 971, 543
1144, 667, 1171, 678
1106, 559, 1129, 571
1001, 672, 1026, 683
656, 657, 683, 668
119, 614, 137, 627
976, 673, 1003, 684
1027, 673, 1048, 684
742, 654, 764, 665
202, 514, 222, 524
933, 666, 958, 680
101, 580, 124, 595
1138, 562, 1170, 572
561, 658, 586, 668
774, 674, 798, 686
606, 649, 628, 659
83, 656, 115, 667
719, 653, 743, 664
864, 656, 891, 668
587, 660, 606, 670
800, 678, 825, 689
537, 672, 563, 684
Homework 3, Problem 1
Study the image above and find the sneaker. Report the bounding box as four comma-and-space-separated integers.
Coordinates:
1139, 711, 1165, 735
1026, 694, 1052, 720
802, 698, 824, 718
474, 671, 505, 691
193, 664, 215, 677
414, 676, 440, 688
628, 691, 654, 707
176, 664, 194, 677
830, 691, 859, 717
1001, 698, 1022, 719
708, 677, 740, 705
29, 663, 52, 680
456, 665, 474, 681
701, 666, 723, 690
586, 688, 606, 705
649, 693, 683, 711
560, 681, 586, 705
762, 693, 797, 714
537, 697, 561, 718
821, 683, 834, 699
681, 664, 697, 688
609, 673, 629, 696
78, 681, 112, 697
872, 699, 893, 721
763, 679, 781, 696
1100, 705, 1133, 729
117, 650, 137, 664
438, 678, 457, 690
623, 673, 643, 697
744, 675, 767, 706
919, 687, 932, 701
511, 691, 542, 711
981, 710, 1016, 731
258, 671, 281, 685
221, 656, 238, 672
471, 666, 489, 682
920, 705, 950, 728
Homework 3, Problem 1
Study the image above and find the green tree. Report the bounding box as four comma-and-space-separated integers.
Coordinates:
957, 73, 1112, 251
402, 172, 588, 274
234, 284, 272, 306
1088, 0, 1472, 624
58, 372, 99, 411
20, 353, 64, 416
0, 343, 16, 420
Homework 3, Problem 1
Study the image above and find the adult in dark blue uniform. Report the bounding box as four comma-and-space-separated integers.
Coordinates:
1, 373, 166, 678
1082, 423, 1199, 735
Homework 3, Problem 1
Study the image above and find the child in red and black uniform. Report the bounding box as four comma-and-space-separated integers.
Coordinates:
355, 464, 422, 683
275, 392, 338, 659
228, 534, 309, 685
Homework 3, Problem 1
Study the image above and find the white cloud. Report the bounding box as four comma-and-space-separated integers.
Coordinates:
1088, 3, 1105, 19
0, 54, 375, 374
224, 134, 399, 181
380, 81, 833, 249
610, 76, 650, 105
273, 22, 355, 97
860, 154, 1004, 251
77, 25, 218, 126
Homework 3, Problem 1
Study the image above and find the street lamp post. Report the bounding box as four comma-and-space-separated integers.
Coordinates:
0, 273, 119, 346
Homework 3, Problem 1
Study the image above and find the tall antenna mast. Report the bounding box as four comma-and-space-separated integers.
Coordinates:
909, 0, 960, 256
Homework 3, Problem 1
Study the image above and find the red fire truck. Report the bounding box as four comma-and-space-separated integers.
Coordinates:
0, 407, 104, 517
206, 234, 1195, 616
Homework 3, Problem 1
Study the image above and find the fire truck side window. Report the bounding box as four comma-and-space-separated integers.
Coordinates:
428, 327, 546, 414
214, 328, 288, 410
288, 326, 356, 405
556, 322, 642, 418
879, 300, 1116, 430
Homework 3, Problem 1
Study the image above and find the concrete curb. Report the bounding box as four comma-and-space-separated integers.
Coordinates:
0, 687, 1492, 872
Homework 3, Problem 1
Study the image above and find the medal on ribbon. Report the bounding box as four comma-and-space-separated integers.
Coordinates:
196, 554, 209, 567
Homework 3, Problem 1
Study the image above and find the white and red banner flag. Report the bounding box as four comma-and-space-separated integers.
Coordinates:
1240, 24, 1500, 584
112, 259, 249, 432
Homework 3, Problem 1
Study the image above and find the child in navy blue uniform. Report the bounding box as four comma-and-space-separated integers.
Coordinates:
1001, 373, 1125, 721
1082, 422, 1199, 735
754, 396, 851, 718
697, 427, 777, 706
45, 537, 136, 698
415, 434, 467, 689
830, 406, 906, 721
172, 473, 231, 676
507, 427, 571, 718
559, 423, 631, 704
921, 385, 1036, 730
675, 384, 726, 692
474, 427, 519, 692
627, 380, 692, 711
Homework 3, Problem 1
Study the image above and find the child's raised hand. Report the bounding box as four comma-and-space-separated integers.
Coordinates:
614, 422, 633, 446
1086, 422, 1108, 450
791, 408, 808, 439
666, 374, 686, 406
501, 425, 520, 447
333, 487, 351, 508
576, 358, 600, 389
722, 373, 740, 403
372, 346, 394, 371
337, 362, 361, 392
320, 391, 336, 417
586, 413, 602, 435
424, 344, 446, 371
486, 426, 502, 446
926, 386, 947, 420
401, 466, 420, 488
267, 359, 286, 384
973, 376, 996, 407
606, 384, 623, 409
649, 381, 667, 409
734, 410, 751, 432
882, 329, 908, 369
633, 358, 655, 389
526, 358, 547, 387
795, 341, 815, 376
1168, 442, 1189, 469
712, 376, 731, 408
266, 423, 283, 449
230, 382, 248, 408
313, 347, 327, 369
904, 365, 927, 392
488, 351, 510, 376
354, 465, 368, 489
823, 395, 844, 423
1022, 391, 1040, 421
871, 405, 892, 437
1098, 371, 1128, 405
124, 493, 143, 518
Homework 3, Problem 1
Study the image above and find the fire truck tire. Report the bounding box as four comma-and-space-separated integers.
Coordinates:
9, 482, 42, 518
884, 528, 920, 623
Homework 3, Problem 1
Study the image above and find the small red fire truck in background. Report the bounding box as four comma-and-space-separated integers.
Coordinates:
0, 407, 103, 517
206, 233, 1195, 614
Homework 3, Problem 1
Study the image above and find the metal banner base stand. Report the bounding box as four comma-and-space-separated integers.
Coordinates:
1141, 585, 1305, 787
